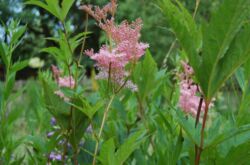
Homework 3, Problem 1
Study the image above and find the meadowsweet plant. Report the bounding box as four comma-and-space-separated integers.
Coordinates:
160, 0, 250, 164
81, 0, 149, 164
25, 0, 148, 164
178, 61, 205, 117
2, 0, 250, 164
81, 0, 149, 93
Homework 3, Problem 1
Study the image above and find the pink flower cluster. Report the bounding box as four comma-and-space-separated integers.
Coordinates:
81, 0, 149, 91
178, 61, 205, 116
51, 65, 75, 89
51, 65, 75, 101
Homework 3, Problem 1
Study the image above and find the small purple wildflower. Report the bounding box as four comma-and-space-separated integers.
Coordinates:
49, 152, 62, 161
47, 131, 55, 138
50, 117, 56, 126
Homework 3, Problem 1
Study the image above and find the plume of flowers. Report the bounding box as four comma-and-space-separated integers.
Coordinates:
178, 61, 205, 116
80, 0, 149, 92
51, 65, 75, 101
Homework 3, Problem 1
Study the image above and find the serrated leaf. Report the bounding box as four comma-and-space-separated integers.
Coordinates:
41, 47, 66, 63
217, 142, 250, 164
25, 0, 62, 21
3, 72, 16, 100
61, 0, 75, 21
71, 99, 103, 119
0, 42, 8, 66
11, 60, 28, 73
115, 130, 147, 164
173, 129, 183, 163
208, 23, 250, 99
40, 73, 70, 129
198, 0, 250, 99
205, 124, 250, 149
133, 50, 158, 100
11, 26, 26, 45
99, 138, 116, 165
25, 135, 47, 153
159, 0, 202, 73
235, 68, 245, 92
174, 110, 200, 146
68, 96, 90, 150
243, 58, 250, 81
69, 32, 90, 51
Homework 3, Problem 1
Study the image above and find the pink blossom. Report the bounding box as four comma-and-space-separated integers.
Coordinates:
51, 65, 61, 81
179, 81, 205, 116
58, 76, 75, 89
54, 90, 70, 102
82, 0, 149, 92
86, 46, 127, 69
80, 0, 117, 22
51, 65, 75, 101
178, 61, 205, 116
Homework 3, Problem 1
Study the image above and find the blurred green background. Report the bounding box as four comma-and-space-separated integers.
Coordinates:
0, 0, 220, 79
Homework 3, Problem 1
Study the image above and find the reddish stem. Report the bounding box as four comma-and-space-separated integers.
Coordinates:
195, 100, 210, 165
195, 97, 203, 159
195, 97, 203, 128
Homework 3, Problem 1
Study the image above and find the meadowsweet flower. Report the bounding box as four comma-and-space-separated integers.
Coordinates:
58, 76, 75, 89
54, 90, 70, 102
81, 0, 149, 92
178, 61, 205, 116
51, 65, 61, 81
51, 65, 75, 101
51, 65, 75, 89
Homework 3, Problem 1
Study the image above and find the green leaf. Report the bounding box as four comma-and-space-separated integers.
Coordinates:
205, 124, 250, 149
115, 130, 147, 164
99, 138, 116, 165
237, 85, 250, 125
43, 32, 73, 64
133, 50, 158, 100
173, 129, 183, 163
10, 26, 26, 45
243, 58, 250, 81
41, 47, 66, 63
25, 0, 74, 21
209, 23, 250, 98
69, 32, 90, 52
198, 0, 250, 99
217, 142, 250, 164
39, 73, 70, 129
3, 72, 16, 100
70, 98, 103, 119
159, 0, 202, 73
174, 110, 200, 145
11, 60, 28, 73
25, 135, 47, 153
68, 96, 90, 150
10, 155, 26, 165
235, 68, 245, 92
25, 0, 62, 21
61, 0, 75, 21
237, 59, 250, 124
0, 42, 8, 66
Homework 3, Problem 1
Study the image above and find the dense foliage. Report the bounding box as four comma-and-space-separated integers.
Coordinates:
1, 0, 250, 165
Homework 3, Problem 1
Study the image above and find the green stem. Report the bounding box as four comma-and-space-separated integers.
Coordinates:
92, 95, 115, 165
62, 22, 74, 61
193, 0, 201, 19
78, 13, 89, 65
